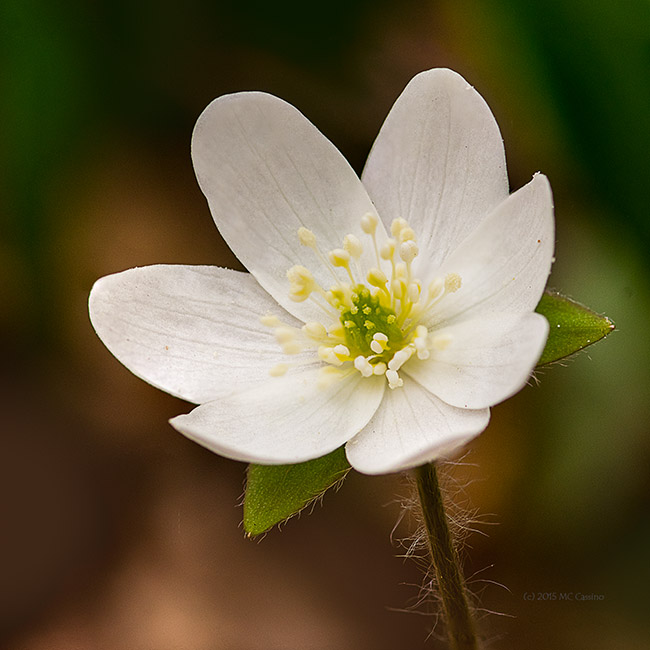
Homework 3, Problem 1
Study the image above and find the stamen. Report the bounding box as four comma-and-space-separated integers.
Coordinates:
390, 218, 408, 238
361, 213, 378, 234
282, 341, 303, 354
428, 278, 444, 301
318, 365, 346, 389
329, 248, 351, 267
367, 268, 388, 291
343, 234, 363, 258
407, 282, 420, 304
287, 265, 316, 302
329, 248, 355, 284
361, 213, 381, 266
354, 356, 374, 377
386, 369, 403, 389
298, 227, 317, 248
302, 321, 327, 339
414, 325, 430, 359
318, 346, 344, 366
333, 344, 351, 360
387, 345, 414, 372
444, 272, 462, 293
274, 326, 297, 344
278, 214, 462, 390
380, 239, 396, 261
370, 332, 388, 354
399, 240, 419, 264
269, 363, 289, 377
260, 315, 281, 327
432, 333, 452, 350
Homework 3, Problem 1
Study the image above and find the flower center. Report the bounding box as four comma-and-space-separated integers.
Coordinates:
341, 285, 402, 361
262, 214, 461, 389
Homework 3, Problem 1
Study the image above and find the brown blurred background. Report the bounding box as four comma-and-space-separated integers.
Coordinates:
1, 1, 649, 648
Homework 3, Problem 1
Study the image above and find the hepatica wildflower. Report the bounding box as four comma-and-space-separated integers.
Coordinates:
89, 69, 554, 474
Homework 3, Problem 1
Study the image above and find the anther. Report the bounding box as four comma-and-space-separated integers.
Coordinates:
367, 268, 388, 289
274, 326, 296, 343
260, 315, 281, 327
343, 234, 363, 258
298, 227, 317, 247
354, 356, 374, 377
444, 273, 462, 293
370, 332, 388, 354
360, 213, 378, 234
380, 239, 396, 260
269, 363, 289, 377
399, 240, 419, 263
329, 248, 351, 267
282, 341, 303, 355
333, 344, 350, 360
413, 325, 430, 359
387, 346, 414, 372
428, 278, 444, 300
407, 282, 420, 304
302, 322, 327, 339
432, 333, 453, 350
386, 369, 403, 389
287, 265, 316, 302
390, 218, 408, 238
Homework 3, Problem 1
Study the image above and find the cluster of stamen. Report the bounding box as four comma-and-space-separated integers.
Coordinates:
262, 214, 461, 389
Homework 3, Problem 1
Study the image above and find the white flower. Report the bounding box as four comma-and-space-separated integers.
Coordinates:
89, 69, 554, 474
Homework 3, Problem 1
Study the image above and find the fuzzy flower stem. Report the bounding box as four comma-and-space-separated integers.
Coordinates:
414, 463, 478, 650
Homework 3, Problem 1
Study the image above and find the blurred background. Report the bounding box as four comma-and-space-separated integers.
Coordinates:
1, 0, 649, 648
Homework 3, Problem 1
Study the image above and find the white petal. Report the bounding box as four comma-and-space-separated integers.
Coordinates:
192, 92, 387, 324
345, 376, 489, 475
361, 68, 508, 280
429, 174, 555, 327
170, 370, 385, 464
89, 265, 310, 404
405, 312, 549, 410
